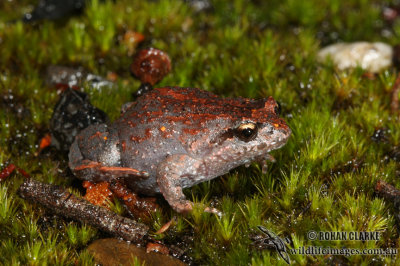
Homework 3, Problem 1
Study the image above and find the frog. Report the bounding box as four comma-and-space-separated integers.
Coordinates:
69, 86, 291, 214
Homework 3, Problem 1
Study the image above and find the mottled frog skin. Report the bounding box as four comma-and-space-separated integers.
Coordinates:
69, 87, 291, 213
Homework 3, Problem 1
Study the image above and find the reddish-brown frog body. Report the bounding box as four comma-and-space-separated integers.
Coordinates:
69, 87, 291, 214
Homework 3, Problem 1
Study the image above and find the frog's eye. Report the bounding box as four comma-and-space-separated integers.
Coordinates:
274, 101, 281, 115
236, 122, 258, 142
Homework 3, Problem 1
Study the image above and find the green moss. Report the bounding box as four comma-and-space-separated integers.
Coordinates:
1, 0, 400, 264
0, 183, 19, 223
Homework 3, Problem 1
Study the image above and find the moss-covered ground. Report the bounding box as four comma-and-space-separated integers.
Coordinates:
1, 0, 400, 264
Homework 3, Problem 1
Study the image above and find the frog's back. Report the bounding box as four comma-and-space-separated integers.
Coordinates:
121, 87, 270, 123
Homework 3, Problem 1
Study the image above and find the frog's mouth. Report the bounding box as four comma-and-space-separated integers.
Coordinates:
274, 127, 291, 146
256, 124, 291, 153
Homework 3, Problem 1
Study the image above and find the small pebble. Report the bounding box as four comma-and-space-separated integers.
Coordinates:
317, 42, 393, 73
131, 48, 171, 86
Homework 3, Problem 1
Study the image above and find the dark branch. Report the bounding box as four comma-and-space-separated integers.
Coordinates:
18, 178, 149, 244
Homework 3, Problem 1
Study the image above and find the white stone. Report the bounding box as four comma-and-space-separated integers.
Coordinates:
317, 42, 393, 73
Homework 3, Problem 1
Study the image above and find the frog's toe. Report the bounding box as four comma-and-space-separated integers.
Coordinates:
265, 154, 276, 162
256, 154, 276, 174
172, 200, 222, 216
204, 206, 223, 217
171, 200, 193, 214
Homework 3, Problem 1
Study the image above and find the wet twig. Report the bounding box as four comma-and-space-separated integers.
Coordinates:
18, 178, 149, 243
375, 180, 400, 203
375, 180, 400, 230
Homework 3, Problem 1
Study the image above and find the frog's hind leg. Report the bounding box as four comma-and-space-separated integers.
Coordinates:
109, 179, 158, 219
96, 165, 149, 179
69, 124, 149, 181
71, 158, 150, 181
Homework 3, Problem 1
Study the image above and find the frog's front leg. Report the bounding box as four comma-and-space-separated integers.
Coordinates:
157, 154, 221, 215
